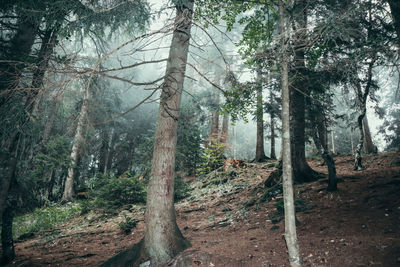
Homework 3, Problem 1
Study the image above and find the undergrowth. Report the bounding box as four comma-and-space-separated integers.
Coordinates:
7, 203, 81, 240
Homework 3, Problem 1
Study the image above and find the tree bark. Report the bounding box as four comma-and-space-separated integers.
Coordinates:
219, 114, 229, 145
0, 14, 40, 104
279, 1, 302, 266
353, 54, 376, 170
311, 113, 337, 191
387, 0, 400, 46
290, 0, 318, 183
98, 2, 195, 266
1, 207, 15, 265
255, 71, 268, 162
144, 2, 193, 264
62, 84, 90, 202
270, 115, 277, 159
362, 115, 376, 154
210, 92, 220, 144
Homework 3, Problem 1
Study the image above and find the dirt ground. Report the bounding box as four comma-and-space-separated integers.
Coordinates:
5, 151, 400, 266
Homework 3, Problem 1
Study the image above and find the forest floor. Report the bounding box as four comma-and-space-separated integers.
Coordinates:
5, 151, 400, 266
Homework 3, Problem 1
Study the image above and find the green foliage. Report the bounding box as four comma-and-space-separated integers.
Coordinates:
174, 176, 190, 201
118, 213, 138, 234
198, 141, 225, 175
89, 172, 146, 214
7, 204, 81, 240
176, 102, 204, 175
33, 136, 71, 182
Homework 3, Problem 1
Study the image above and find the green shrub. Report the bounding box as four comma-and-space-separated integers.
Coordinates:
118, 213, 138, 234
197, 141, 225, 175
89, 172, 146, 213
174, 176, 190, 201
9, 204, 81, 240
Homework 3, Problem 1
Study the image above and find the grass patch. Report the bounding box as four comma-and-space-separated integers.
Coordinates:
7, 203, 82, 240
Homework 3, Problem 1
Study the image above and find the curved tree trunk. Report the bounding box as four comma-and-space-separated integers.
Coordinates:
99, 2, 193, 266
62, 84, 90, 202
279, 1, 302, 265
311, 112, 337, 191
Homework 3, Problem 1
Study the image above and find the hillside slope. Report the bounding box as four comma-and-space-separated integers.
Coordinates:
6, 151, 400, 266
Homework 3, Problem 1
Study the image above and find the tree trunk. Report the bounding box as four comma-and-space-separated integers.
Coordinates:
270, 113, 277, 160
354, 111, 365, 170
99, 128, 110, 174
311, 113, 337, 192
62, 84, 90, 202
25, 27, 58, 112
99, 2, 194, 266
353, 54, 376, 170
330, 130, 335, 154
350, 127, 354, 154
144, 2, 193, 263
0, 14, 40, 104
279, 1, 302, 266
290, 0, 318, 183
255, 73, 268, 162
362, 115, 376, 154
219, 115, 229, 145
210, 93, 220, 144
387, 0, 400, 48
1, 207, 15, 264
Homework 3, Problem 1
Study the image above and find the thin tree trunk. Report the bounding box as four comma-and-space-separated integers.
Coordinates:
62, 84, 90, 202
350, 127, 354, 154
210, 92, 220, 144
220, 115, 229, 145
362, 115, 376, 154
330, 129, 335, 154
279, 1, 302, 266
270, 114, 277, 160
255, 71, 268, 162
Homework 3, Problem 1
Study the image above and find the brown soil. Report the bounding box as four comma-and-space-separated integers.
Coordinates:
5, 151, 400, 266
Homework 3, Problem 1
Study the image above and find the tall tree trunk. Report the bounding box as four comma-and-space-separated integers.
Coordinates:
270, 114, 277, 159
255, 71, 268, 162
387, 0, 400, 49
210, 91, 220, 144
0, 15, 40, 105
144, 2, 193, 263
1, 207, 15, 264
350, 127, 354, 154
353, 55, 376, 170
42, 91, 63, 144
25, 27, 58, 113
330, 129, 335, 154
290, 0, 317, 183
62, 84, 90, 202
219, 115, 229, 145
99, 128, 110, 174
362, 115, 376, 153
279, 1, 302, 266
99, 2, 194, 266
